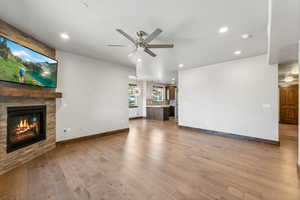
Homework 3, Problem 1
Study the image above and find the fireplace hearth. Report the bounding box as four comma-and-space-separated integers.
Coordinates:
7, 106, 46, 153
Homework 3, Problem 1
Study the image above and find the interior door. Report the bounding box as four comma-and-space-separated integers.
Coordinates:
280, 85, 298, 124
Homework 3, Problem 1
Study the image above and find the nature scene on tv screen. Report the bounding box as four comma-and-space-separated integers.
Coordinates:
0, 36, 57, 88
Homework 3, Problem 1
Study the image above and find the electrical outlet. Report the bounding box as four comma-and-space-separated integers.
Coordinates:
63, 128, 71, 133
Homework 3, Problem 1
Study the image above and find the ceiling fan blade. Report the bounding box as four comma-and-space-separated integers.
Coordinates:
116, 29, 136, 44
107, 44, 131, 47
140, 31, 148, 36
146, 44, 174, 48
144, 28, 162, 43
144, 48, 157, 57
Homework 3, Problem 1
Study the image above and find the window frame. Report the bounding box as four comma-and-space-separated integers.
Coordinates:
128, 83, 138, 108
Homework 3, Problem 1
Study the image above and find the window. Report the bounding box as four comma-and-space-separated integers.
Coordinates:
152, 86, 164, 101
128, 84, 138, 107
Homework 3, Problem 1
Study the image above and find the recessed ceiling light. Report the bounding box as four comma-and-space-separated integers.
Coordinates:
241, 34, 252, 39
137, 58, 142, 62
234, 50, 242, 55
219, 26, 229, 34
178, 64, 184, 68
60, 33, 70, 40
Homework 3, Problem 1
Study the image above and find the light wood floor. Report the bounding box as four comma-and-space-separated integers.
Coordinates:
0, 119, 299, 200
280, 123, 298, 141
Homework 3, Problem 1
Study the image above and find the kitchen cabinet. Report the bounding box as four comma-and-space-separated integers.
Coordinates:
146, 106, 170, 121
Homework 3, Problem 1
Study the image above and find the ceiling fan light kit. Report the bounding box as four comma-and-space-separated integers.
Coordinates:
108, 28, 174, 57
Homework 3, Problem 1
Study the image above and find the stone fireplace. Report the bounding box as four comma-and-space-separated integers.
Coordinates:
0, 96, 58, 175
6, 105, 46, 153
0, 19, 62, 175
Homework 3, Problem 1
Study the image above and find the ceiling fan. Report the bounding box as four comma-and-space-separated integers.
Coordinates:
108, 28, 174, 57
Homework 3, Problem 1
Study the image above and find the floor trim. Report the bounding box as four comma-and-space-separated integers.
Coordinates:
56, 128, 129, 144
179, 125, 280, 145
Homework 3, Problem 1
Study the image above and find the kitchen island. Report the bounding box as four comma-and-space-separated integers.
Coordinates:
146, 105, 170, 121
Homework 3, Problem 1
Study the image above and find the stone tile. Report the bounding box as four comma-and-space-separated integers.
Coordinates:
0, 99, 56, 175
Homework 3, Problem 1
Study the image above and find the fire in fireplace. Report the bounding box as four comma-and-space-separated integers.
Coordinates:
7, 106, 46, 153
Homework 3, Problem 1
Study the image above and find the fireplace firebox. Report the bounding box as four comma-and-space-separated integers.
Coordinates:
7, 106, 46, 153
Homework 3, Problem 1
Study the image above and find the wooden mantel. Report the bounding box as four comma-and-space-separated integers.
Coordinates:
0, 87, 62, 99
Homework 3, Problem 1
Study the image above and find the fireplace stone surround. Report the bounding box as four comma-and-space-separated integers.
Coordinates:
0, 96, 56, 175
0, 19, 61, 175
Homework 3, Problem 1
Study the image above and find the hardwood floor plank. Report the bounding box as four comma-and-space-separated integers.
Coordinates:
0, 119, 299, 200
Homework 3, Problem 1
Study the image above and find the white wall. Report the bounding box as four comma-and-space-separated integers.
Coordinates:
178, 55, 279, 141
142, 81, 147, 117
56, 51, 131, 141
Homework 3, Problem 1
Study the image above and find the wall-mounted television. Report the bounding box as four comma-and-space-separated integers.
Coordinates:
0, 36, 58, 88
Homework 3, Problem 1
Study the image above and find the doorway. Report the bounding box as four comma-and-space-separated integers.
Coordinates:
278, 63, 299, 143
280, 85, 298, 124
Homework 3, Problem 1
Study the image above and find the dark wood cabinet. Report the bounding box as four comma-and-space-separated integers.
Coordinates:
146, 106, 169, 121
280, 85, 298, 124
166, 86, 176, 100
169, 106, 175, 117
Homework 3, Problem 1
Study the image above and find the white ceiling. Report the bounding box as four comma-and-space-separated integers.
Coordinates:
0, 0, 268, 83
268, 0, 300, 64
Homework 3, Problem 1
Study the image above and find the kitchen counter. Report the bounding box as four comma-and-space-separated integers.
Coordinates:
146, 105, 170, 108
146, 106, 170, 121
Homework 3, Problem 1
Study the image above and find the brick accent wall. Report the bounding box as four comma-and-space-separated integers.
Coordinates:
0, 97, 56, 175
